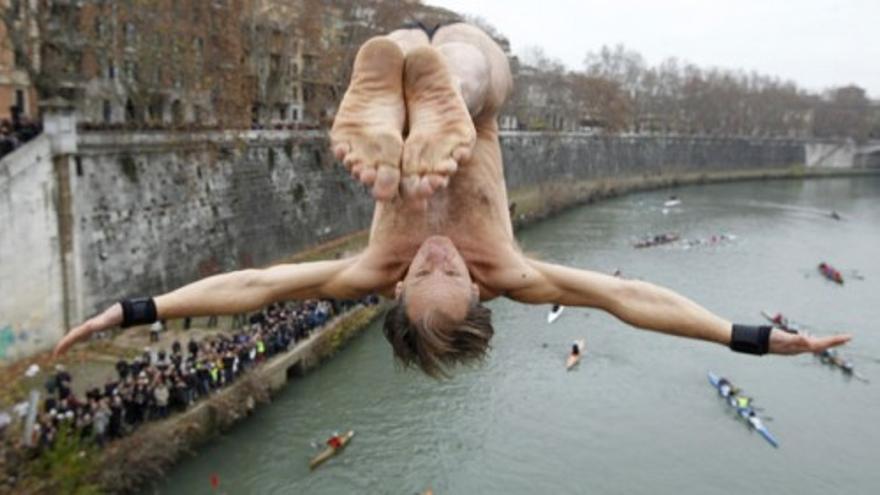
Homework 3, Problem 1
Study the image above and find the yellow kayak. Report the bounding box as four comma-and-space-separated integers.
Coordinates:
565, 339, 585, 370
309, 430, 355, 470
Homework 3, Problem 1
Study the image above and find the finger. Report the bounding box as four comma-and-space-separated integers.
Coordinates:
810, 334, 852, 352
53, 322, 90, 358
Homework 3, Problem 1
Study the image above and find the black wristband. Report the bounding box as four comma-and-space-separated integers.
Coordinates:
729, 324, 772, 355
120, 298, 158, 328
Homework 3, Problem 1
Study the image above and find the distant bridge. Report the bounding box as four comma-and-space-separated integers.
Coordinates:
806, 139, 880, 168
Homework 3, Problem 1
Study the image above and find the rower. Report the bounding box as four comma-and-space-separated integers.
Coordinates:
734, 395, 753, 410
771, 313, 785, 326
745, 410, 764, 429
570, 342, 581, 357
716, 377, 739, 398
327, 433, 343, 449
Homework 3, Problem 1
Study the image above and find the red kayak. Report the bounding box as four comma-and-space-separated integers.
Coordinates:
818, 262, 844, 285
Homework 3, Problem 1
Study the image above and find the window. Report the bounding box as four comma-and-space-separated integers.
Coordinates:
125, 22, 136, 46
277, 104, 286, 121
194, 37, 204, 61
125, 100, 136, 122
124, 60, 138, 82
15, 89, 25, 114
95, 17, 105, 38
106, 60, 117, 80
103, 100, 112, 123
291, 108, 299, 122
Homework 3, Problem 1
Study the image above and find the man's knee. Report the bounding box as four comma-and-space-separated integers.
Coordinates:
387, 29, 430, 55
432, 23, 511, 115
435, 42, 490, 116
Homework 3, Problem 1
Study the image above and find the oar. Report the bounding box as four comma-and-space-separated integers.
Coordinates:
852, 372, 870, 384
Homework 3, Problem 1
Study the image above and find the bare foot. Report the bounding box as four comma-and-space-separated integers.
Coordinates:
402, 46, 476, 199
331, 38, 405, 201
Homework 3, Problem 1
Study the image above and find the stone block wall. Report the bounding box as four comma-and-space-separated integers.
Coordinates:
501, 133, 804, 190
0, 135, 66, 361
71, 131, 375, 321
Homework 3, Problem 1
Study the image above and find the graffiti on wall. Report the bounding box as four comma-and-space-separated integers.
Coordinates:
0, 325, 16, 359
0, 324, 35, 360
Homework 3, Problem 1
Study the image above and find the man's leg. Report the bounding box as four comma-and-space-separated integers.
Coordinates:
431, 24, 512, 125
330, 29, 430, 200
399, 23, 512, 198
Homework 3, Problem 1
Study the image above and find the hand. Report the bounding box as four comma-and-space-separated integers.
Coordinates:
768, 328, 851, 355
53, 303, 123, 358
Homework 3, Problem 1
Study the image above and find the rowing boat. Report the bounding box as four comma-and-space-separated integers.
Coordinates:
634, 233, 679, 249
707, 372, 778, 448
818, 262, 844, 284
566, 339, 585, 370
760, 310, 799, 333
309, 430, 355, 470
547, 305, 565, 324
817, 350, 870, 383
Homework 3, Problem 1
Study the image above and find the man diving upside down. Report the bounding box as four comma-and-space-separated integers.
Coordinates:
54, 23, 850, 376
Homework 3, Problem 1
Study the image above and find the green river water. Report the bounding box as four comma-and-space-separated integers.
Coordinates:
157, 176, 880, 494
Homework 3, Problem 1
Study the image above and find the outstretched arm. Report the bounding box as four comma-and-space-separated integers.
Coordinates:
54, 255, 380, 356
505, 258, 850, 355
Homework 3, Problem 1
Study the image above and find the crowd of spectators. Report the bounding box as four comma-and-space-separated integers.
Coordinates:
0, 112, 42, 160
24, 296, 378, 451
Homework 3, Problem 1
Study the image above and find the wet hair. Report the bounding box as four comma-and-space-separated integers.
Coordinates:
382, 296, 494, 379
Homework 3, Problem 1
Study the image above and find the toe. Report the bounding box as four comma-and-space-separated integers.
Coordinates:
333, 142, 350, 161
402, 175, 421, 197
452, 144, 472, 163
359, 167, 377, 186
350, 164, 364, 180
343, 153, 362, 170
372, 165, 400, 201
435, 158, 458, 176
416, 176, 434, 197
426, 174, 448, 190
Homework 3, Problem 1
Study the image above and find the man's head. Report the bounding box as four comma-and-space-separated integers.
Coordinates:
383, 236, 494, 378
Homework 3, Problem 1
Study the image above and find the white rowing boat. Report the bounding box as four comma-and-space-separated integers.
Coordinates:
547, 305, 565, 323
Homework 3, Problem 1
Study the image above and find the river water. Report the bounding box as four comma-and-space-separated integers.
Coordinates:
159, 177, 880, 494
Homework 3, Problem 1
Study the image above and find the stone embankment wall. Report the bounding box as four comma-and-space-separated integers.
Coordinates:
502, 133, 804, 188
0, 136, 66, 361
70, 131, 374, 327
0, 129, 851, 362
